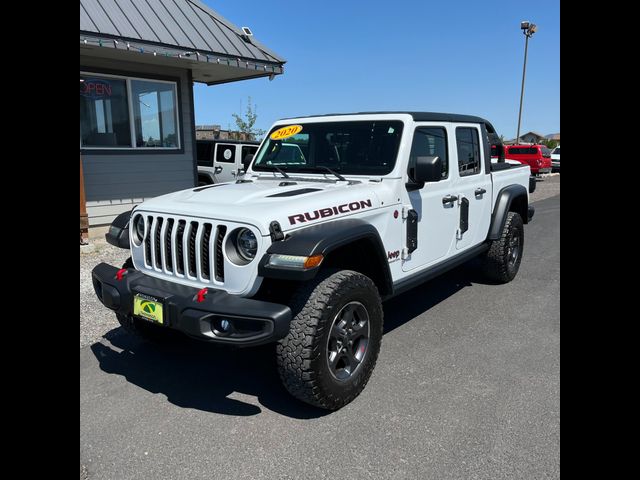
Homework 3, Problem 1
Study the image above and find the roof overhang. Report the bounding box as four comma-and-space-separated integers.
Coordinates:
80, 33, 284, 85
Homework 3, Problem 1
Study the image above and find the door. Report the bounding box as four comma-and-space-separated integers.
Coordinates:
213, 143, 238, 183
402, 126, 459, 272
452, 126, 492, 250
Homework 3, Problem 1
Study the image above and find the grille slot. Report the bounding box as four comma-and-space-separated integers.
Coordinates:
164, 219, 174, 272
201, 224, 212, 280
144, 216, 153, 266
154, 217, 163, 269
215, 226, 227, 282
188, 221, 199, 277
175, 220, 186, 275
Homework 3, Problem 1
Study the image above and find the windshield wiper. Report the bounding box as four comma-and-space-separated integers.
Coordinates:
302, 166, 346, 181
261, 165, 290, 178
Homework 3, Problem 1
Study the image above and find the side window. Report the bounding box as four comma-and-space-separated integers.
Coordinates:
408, 127, 448, 181
197, 142, 213, 167
456, 127, 481, 176
241, 145, 258, 160
216, 144, 236, 164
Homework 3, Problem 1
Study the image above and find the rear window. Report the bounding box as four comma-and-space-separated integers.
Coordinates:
197, 142, 213, 166
541, 146, 551, 157
508, 147, 538, 155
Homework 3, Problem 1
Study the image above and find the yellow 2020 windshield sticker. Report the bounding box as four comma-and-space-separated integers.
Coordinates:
270, 125, 303, 140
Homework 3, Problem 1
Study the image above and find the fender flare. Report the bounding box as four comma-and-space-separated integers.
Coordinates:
105, 209, 132, 249
197, 170, 215, 184
488, 184, 529, 240
258, 218, 393, 294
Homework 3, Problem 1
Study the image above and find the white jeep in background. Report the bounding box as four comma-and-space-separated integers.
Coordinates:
197, 139, 259, 185
93, 112, 535, 410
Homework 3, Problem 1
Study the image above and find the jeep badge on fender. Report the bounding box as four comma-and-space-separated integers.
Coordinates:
92, 112, 535, 410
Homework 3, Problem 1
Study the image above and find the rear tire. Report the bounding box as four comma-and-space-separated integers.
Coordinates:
482, 211, 524, 283
277, 270, 383, 410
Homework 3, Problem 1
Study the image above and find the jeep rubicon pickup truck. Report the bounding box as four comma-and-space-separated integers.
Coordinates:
92, 112, 535, 410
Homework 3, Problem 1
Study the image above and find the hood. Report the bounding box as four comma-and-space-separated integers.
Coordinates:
137, 176, 391, 235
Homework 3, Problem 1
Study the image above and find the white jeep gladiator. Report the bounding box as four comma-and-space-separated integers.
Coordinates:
93, 112, 535, 410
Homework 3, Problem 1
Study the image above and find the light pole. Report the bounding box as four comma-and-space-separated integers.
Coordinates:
516, 21, 537, 145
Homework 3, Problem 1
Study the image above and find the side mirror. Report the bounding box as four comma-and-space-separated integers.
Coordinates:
408, 156, 443, 191
243, 154, 254, 171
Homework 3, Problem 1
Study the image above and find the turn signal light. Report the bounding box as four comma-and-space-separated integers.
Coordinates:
267, 254, 324, 270
303, 255, 324, 269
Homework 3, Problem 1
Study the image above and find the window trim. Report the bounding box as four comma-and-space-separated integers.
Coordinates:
455, 126, 482, 177
409, 125, 450, 182
80, 70, 182, 152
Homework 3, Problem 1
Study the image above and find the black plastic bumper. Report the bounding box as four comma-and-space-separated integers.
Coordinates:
91, 263, 292, 346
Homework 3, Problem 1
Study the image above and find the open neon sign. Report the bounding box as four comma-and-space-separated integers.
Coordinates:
80, 79, 112, 98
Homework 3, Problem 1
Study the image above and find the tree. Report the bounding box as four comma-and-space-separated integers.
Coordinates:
232, 97, 265, 140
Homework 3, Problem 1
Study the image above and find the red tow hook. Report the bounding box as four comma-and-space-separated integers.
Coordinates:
196, 288, 208, 303
116, 268, 127, 281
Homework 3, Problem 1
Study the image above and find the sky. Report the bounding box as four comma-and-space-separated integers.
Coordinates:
194, 0, 559, 140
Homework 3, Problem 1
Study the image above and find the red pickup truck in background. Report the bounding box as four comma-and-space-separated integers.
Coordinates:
503, 144, 552, 175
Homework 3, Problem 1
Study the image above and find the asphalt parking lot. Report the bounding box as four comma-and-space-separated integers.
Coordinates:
80, 177, 559, 479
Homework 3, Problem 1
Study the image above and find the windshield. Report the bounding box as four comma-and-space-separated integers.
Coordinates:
552, 147, 560, 154
252, 120, 404, 176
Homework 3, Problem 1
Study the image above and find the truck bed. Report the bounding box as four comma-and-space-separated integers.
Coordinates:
490, 163, 532, 206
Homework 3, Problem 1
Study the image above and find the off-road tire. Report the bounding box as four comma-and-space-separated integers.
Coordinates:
277, 270, 383, 410
482, 211, 524, 283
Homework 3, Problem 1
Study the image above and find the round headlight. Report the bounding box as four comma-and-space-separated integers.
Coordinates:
132, 214, 145, 245
236, 228, 257, 261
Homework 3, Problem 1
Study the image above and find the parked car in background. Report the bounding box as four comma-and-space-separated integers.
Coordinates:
504, 144, 552, 175
491, 145, 523, 167
551, 145, 560, 172
197, 139, 260, 185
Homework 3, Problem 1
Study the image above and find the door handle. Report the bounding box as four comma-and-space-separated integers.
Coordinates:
475, 188, 487, 196
214, 166, 223, 174
442, 194, 458, 205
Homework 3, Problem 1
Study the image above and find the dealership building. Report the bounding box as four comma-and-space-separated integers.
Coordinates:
80, 0, 285, 239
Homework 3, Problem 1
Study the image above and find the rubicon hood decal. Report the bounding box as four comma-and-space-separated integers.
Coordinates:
289, 199, 372, 225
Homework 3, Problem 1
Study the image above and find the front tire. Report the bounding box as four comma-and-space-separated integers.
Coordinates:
482, 211, 524, 283
277, 270, 383, 410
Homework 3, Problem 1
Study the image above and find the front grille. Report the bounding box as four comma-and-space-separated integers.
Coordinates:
142, 215, 230, 285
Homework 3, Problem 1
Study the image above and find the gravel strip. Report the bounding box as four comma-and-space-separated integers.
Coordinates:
80, 238, 130, 348
79, 175, 559, 349
530, 174, 560, 203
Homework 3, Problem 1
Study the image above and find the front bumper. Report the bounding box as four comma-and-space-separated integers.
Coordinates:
91, 263, 292, 346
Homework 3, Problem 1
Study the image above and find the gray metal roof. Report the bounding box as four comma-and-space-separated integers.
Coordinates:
80, 0, 285, 65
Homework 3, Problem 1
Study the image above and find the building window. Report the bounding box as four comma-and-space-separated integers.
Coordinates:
456, 127, 481, 176
80, 73, 180, 149
80, 76, 131, 147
